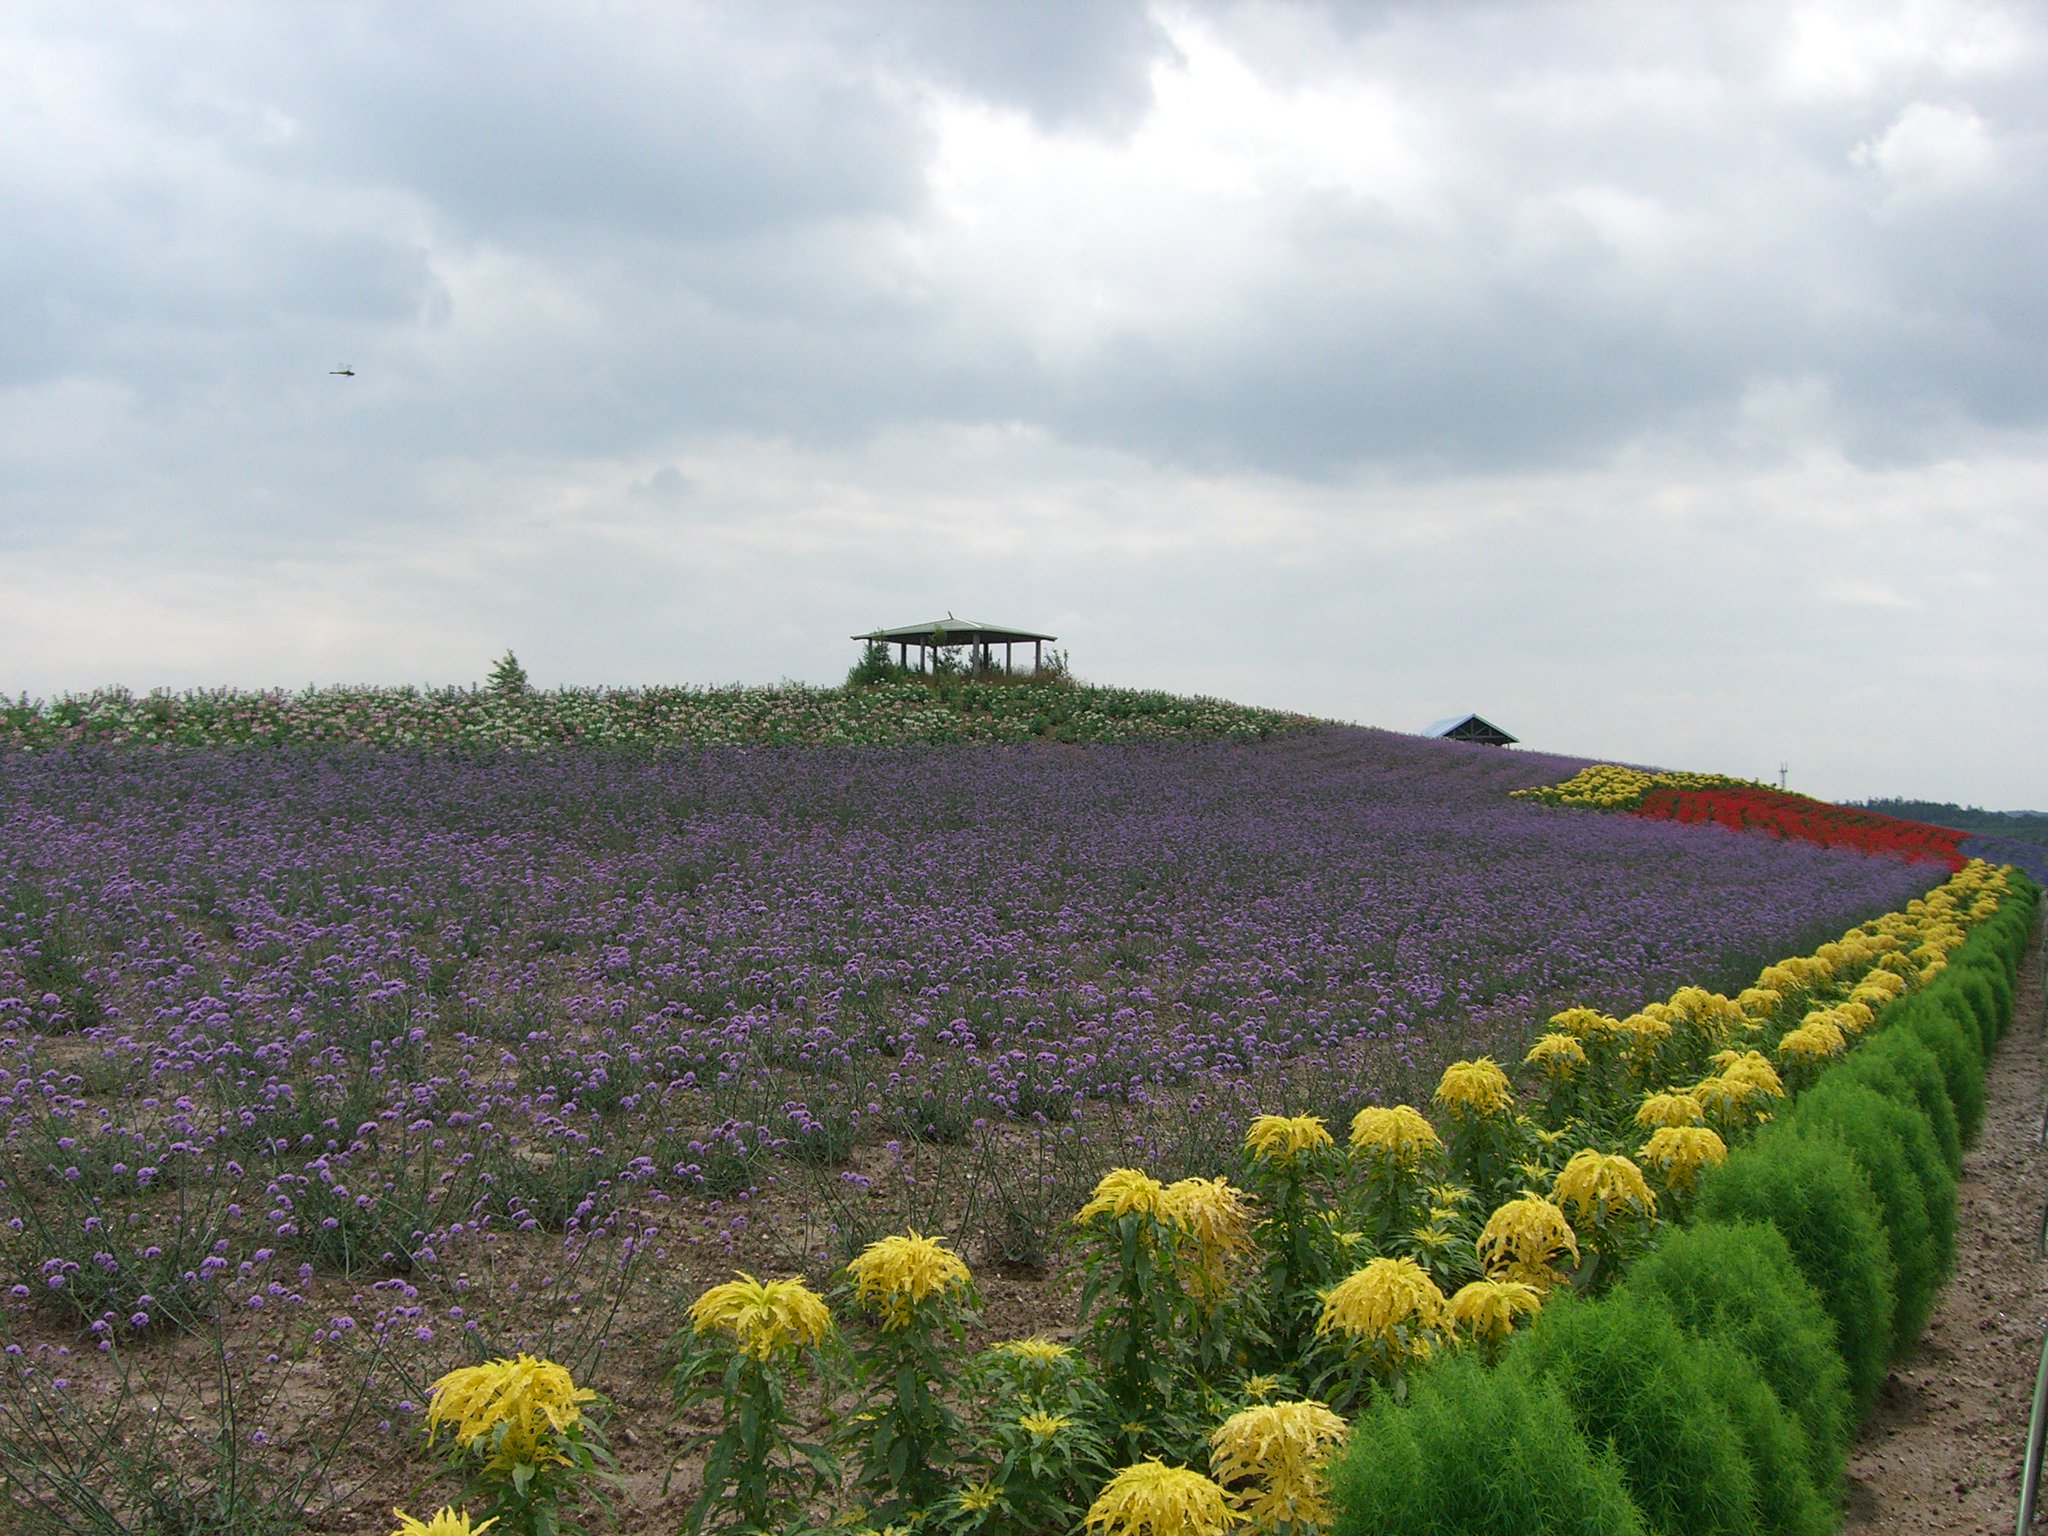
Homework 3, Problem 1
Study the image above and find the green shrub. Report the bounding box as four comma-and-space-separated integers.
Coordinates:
1837, 1030, 1960, 1173
1782, 1080, 1952, 1347
1621, 1220, 1851, 1501
1507, 1291, 1758, 1536
1943, 966, 2001, 1052
1695, 1129, 1896, 1419
1328, 1350, 1648, 1536
1687, 1333, 1833, 1536
1892, 994, 1985, 1145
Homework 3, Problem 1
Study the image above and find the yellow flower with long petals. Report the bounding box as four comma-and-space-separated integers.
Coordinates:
1734, 986, 1783, 1021
993, 1335, 1072, 1364
1242, 1114, 1334, 1163
1712, 1050, 1786, 1099
425, 1354, 596, 1472
1433, 1058, 1513, 1118
1084, 1460, 1241, 1536
391, 1510, 495, 1536
1447, 1277, 1542, 1343
1776, 1019, 1844, 1065
846, 1231, 971, 1330
1164, 1177, 1256, 1302
1208, 1399, 1349, 1528
1638, 1126, 1728, 1193
1347, 1104, 1443, 1163
1547, 1006, 1615, 1039
1019, 1410, 1072, 1439
1553, 1149, 1656, 1227
1476, 1195, 1579, 1291
1076, 1167, 1174, 1224
1634, 1089, 1705, 1129
1523, 1033, 1587, 1077
1317, 1257, 1449, 1367
689, 1272, 835, 1360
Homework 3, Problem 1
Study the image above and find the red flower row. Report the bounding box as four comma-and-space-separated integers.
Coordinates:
1630, 786, 1967, 871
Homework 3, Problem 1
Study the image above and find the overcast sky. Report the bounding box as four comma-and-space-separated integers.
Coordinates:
4, 1, 2044, 807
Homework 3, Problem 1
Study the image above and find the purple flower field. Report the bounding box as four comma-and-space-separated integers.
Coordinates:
2, 728, 1927, 1212
0, 726, 1946, 1527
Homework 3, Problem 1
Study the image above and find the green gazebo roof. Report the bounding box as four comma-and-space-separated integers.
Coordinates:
852, 616, 1057, 645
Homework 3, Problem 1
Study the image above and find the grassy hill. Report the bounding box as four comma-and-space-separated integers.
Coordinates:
0, 677, 1313, 749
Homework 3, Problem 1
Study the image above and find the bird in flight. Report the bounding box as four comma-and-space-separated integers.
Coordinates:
329, 366, 355, 376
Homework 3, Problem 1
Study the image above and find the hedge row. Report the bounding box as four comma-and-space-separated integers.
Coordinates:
1331, 871, 2041, 1536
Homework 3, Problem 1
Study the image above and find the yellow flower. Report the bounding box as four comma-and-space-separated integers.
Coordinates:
1523, 1033, 1587, 1077
1446, 1278, 1542, 1342
1084, 1460, 1241, 1536
1076, 1167, 1174, 1224
1618, 1007, 1672, 1046
1238, 1374, 1281, 1402
1432, 1058, 1513, 1118
958, 1482, 1001, 1514
1552, 1149, 1656, 1227
1019, 1410, 1072, 1439
1775, 1019, 1845, 1065
1638, 1126, 1728, 1193
846, 1231, 971, 1329
1316, 1257, 1449, 1367
1476, 1196, 1579, 1291
1164, 1177, 1256, 1302
424, 1354, 596, 1472
1208, 1400, 1349, 1528
1712, 1050, 1786, 1099
1691, 1074, 1762, 1121
1547, 1006, 1614, 1038
1633, 1089, 1705, 1129
1347, 1104, 1443, 1163
993, 1335, 1072, 1364
391, 1510, 495, 1536
689, 1271, 835, 1360
1734, 986, 1783, 1020
1242, 1114, 1334, 1162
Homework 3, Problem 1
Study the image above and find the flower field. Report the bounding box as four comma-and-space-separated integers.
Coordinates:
1516, 762, 1979, 870
0, 720, 2023, 1535
0, 678, 1310, 750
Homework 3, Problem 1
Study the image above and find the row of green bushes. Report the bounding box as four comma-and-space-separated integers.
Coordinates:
1330, 871, 2041, 1536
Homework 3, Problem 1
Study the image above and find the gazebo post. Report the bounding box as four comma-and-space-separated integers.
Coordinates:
1034, 639, 1042, 673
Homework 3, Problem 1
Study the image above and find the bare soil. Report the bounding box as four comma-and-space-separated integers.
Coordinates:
1841, 912, 2048, 1535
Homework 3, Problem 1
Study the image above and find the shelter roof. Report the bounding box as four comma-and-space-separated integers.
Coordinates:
1422, 713, 1518, 743
852, 617, 1057, 644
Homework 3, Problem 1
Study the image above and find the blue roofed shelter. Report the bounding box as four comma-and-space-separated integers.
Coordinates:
852, 615, 1058, 675
1423, 713, 1518, 747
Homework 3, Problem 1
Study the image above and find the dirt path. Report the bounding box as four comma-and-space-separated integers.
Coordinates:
1841, 912, 2048, 1535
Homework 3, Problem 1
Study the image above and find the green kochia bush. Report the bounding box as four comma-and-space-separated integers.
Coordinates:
1835, 1029, 1961, 1173
1890, 993, 1985, 1143
1506, 1290, 1763, 1536
1328, 1350, 1649, 1536
1787, 1079, 1955, 1342
1621, 1221, 1851, 1503
1695, 1129, 1896, 1418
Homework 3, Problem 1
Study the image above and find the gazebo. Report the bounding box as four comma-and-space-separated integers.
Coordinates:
851, 615, 1058, 675
1422, 713, 1518, 747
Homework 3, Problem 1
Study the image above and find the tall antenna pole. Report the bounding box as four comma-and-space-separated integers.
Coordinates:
1779, 762, 1789, 791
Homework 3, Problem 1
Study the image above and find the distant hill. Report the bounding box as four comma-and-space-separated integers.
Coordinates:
1850, 799, 2048, 850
